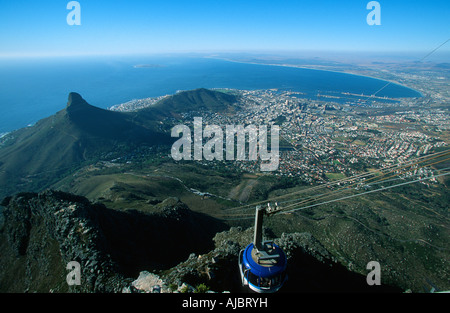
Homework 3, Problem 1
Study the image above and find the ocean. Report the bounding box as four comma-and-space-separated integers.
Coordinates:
0, 55, 422, 133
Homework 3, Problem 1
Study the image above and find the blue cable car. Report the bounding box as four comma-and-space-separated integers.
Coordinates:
239, 205, 288, 293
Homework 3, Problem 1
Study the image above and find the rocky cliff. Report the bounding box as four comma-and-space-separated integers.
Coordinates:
0, 190, 401, 293
128, 227, 397, 293
0, 190, 226, 292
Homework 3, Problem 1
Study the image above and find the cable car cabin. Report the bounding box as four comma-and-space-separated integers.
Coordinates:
239, 240, 287, 293
238, 205, 287, 293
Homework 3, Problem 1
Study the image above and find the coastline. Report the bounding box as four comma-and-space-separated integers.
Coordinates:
0, 132, 9, 139
205, 56, 424, 98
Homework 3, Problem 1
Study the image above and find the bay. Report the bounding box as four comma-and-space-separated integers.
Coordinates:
0, 55, 421, 133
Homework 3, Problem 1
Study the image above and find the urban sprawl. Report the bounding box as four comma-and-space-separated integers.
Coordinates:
111, 74, 449, 186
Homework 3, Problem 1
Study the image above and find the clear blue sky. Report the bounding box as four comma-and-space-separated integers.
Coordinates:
0, 0, 449, 57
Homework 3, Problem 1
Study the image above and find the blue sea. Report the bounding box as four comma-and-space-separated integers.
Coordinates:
0, 55, 422, 133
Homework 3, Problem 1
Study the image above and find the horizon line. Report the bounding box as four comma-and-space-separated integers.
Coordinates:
1, 48, 449, 60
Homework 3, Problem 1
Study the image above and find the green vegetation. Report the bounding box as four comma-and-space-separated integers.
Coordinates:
194, 283, 210, 293
257, 180, 450, 292
272, 115, 287, 125
140, 88, 239, 119
325, 172, 346, 181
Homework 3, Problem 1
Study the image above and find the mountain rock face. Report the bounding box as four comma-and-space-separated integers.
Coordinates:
0, 190, 402, 293
0, 191, 123, 292
0, 190, 227, 292
127, 227, 403, 294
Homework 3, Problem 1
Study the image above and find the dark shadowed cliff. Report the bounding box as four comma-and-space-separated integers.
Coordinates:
0, 190, 226, 292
